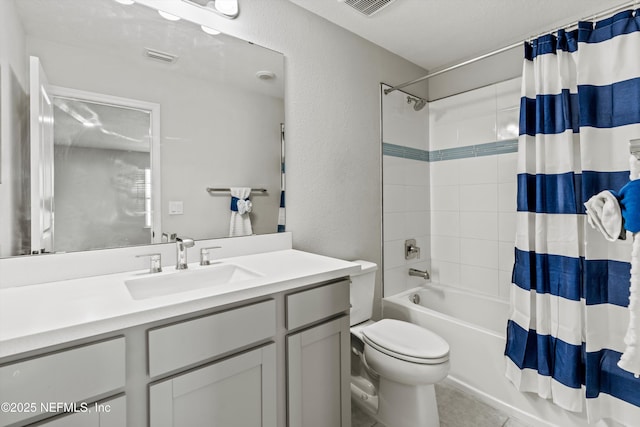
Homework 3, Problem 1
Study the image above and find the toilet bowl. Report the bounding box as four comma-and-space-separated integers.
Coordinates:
349, 261, 450, 427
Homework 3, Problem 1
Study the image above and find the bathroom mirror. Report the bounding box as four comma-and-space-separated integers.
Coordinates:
0, 0, 284, 257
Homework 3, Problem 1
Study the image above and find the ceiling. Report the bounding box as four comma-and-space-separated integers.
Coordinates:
288, 0, 633, 72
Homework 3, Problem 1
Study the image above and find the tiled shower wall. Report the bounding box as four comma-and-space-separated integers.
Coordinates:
382, 78, 521, 300
382, 85, 431, 296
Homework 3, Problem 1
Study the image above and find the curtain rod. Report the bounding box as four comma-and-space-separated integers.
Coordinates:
384, 1, 638, 95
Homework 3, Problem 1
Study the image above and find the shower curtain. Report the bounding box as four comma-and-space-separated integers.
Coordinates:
504, 9, 640, 424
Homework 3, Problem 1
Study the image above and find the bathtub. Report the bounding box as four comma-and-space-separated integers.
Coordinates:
383, 285, 590, 427
383, 285, 508, 391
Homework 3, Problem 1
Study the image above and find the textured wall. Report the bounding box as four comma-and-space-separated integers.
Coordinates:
133, 0, 429, 316
0, 0, 29, 257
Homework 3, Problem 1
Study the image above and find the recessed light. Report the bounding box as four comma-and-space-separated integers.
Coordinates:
201, 25, 221, 35
256, 71, 276, 80
114, 0, 135, 5
158, 10, 181, 21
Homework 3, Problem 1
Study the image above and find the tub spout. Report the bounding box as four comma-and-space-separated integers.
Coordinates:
409, 268, 430, 279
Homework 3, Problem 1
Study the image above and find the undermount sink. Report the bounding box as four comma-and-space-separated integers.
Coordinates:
125, 263, 262, 300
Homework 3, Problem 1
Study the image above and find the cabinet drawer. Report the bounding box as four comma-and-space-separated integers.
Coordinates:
148, 299, 276, 377
286, 279, 350, 330
0, 337, 126, 427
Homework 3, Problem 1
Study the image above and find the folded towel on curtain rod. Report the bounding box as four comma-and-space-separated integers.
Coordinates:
584, 190, 624, 241
619, 155, 640, 377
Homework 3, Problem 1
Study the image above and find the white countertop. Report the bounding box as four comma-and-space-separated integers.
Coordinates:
0, 249, 360, 358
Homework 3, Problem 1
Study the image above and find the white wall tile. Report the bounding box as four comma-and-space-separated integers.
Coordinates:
413, 235, 431, 264
430, 159, 460, 186
431, 235, 460, 263
430, 122, 459, 150
459, 184, 498, 212
407, 185, 430, 211
498, 182, 517, 212
499, 271, 512, 300
383, 266, 407, 297
431, 185, 459, 211
499, 241, 515, 272
460, 265, 500, 295
406, 211, 430, 238
432, 211, 459, 237
459, 156, 498, 185
383, 156, 406, 185
457, 114, 497, 146
459, 211, 498, 241
383, 212, 405, 242
460, 238, 499, 268
383, 239, 406, 269
431, 260, 460, 286
383, 184, 406, 213
498, 212, 516, 243
498, 152, 518, 184
496, 77, 522, 110
405, 160, 430, 186
497, 107, 519, 141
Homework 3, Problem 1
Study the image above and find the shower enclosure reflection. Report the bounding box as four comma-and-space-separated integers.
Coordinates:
52, 92, 159, 252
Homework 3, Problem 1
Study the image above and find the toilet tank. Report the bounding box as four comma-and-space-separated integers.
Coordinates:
350, 260, 378, 326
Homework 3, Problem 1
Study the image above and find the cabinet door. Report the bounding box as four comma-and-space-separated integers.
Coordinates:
287, 316, 350, 427
149, 344, 276, 427
34, 395, 126, 427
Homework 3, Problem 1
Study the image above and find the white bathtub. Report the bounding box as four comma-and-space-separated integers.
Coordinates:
383, 285, 593, 427
383, 285, 508, 389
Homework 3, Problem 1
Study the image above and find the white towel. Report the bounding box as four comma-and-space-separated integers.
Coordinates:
584, 190, 623, 242
229, 187, 253, 237
619, 155, 640, 377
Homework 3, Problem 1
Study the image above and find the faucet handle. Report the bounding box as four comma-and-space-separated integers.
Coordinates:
136, 253, 162, 273
200, 246, 222, 266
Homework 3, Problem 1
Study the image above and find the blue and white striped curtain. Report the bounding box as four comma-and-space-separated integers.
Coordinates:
505, 9, 640, 424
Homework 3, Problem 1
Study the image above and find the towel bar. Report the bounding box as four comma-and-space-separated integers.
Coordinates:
206, 188, 267, 193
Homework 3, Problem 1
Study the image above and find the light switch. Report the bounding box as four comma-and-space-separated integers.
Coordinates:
168, 201, 183, 215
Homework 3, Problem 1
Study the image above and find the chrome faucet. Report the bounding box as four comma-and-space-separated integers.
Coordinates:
175, 237, 195, 270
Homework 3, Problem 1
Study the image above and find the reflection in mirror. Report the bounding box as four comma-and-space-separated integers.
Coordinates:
0, 0, 284, 258
52, 91, 158, 252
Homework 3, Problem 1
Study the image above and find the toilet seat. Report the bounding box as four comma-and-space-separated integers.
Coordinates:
362, 319, 449, 365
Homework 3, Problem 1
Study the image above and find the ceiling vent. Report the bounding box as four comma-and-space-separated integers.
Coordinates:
340, 0, 397, 17
144, 48, 178, 64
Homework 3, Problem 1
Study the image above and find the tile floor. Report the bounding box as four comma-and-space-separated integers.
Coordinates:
352, 382, 531, 427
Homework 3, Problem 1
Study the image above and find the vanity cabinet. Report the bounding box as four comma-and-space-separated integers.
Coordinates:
149, 343, 276, 427
146, 299, 277, 427
0, 337, 126, 427
33, 395, 126, 427
285, 280, 351, 427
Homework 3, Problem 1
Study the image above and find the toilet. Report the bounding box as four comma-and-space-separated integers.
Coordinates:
350, 260, 450, 427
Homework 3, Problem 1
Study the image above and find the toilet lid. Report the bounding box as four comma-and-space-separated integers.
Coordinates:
362, 319, 449, 364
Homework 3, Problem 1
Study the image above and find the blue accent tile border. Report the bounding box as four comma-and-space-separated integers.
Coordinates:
383, 139, 518, 162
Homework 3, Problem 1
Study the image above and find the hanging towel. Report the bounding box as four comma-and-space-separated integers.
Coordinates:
612, 180, 640, 233
584, 190, 624, 241
229, 187, 253, 237
619, 155, 640, 377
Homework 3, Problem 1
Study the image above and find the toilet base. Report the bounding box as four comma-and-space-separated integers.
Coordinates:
377, 377, 440, 427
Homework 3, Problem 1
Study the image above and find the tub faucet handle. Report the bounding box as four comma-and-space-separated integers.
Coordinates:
405, 239, 421, 260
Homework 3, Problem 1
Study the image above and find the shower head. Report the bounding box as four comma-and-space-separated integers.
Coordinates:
407, 95, 426, 111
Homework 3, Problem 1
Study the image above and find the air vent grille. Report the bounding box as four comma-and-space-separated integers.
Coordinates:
343, 0, 396, 16
144, 48, 178, 64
